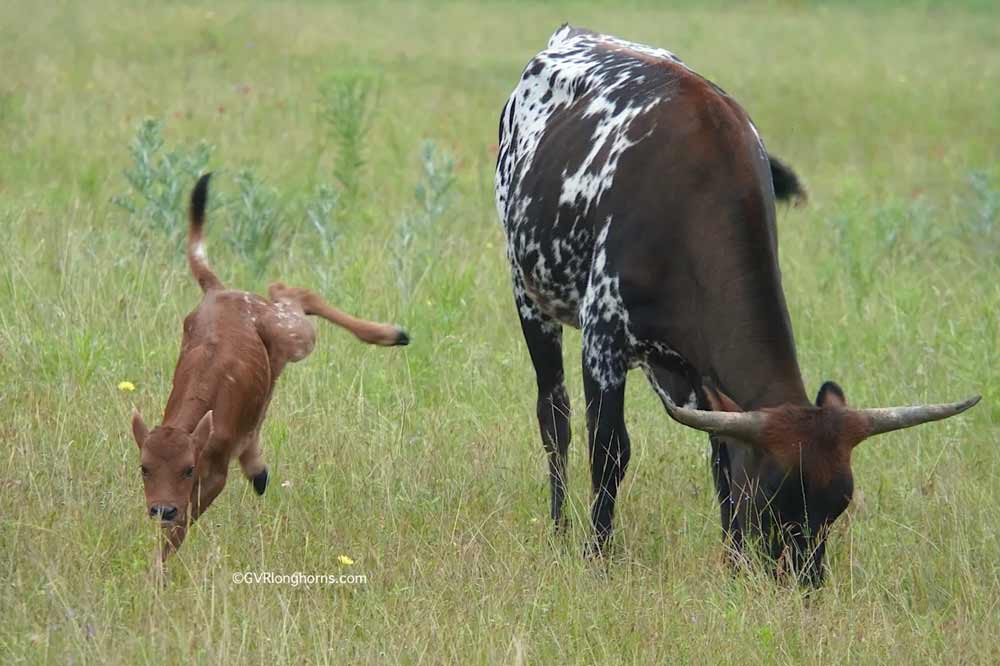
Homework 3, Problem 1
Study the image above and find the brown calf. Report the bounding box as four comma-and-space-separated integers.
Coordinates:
131, 173, 407, 565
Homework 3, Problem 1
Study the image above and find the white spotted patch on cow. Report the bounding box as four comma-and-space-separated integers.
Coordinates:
580, 221, 632, 388
496, 27, 686, 228
495, 26, 692, 333
557, 81, 661, 216
496, 26, 695, 388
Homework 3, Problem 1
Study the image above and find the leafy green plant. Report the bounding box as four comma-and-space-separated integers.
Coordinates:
303, 183, 341, 261
319, 72, 378, 221
228, 169, 282, 279
412, 139, 455, 223
300, 183, 343, 290
963, 170, 1000, 256
111, 119, 213, 246
393, 140, 455, 301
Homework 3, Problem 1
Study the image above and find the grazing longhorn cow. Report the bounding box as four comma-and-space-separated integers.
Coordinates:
131, 174, 408, 569
495, 25, 979, 584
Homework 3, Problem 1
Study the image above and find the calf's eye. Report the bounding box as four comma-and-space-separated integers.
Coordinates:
140, 465, 150, 479
183, 466, 195, 479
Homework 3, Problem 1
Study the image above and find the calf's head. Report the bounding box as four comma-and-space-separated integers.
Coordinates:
664, 382, 979, 585
130, 410, 214, 526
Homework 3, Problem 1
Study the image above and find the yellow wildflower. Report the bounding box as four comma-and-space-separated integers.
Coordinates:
117, 381, 136, 392
337, 555, 354, 566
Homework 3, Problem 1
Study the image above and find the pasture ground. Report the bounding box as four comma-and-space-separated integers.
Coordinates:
1, 1, 998, 663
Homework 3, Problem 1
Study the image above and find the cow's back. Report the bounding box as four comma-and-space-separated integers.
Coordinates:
496, 26, 772, 330
496, 26, 692, 226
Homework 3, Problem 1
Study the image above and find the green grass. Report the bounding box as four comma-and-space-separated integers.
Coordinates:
1, 1, 998, 663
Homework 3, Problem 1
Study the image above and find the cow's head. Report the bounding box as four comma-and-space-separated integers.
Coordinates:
130, 409, 213, 527
664, 383, 979, 586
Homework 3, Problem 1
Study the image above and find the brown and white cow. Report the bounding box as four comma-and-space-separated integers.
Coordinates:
132, 174, 408, 567
495, 25, 979, 584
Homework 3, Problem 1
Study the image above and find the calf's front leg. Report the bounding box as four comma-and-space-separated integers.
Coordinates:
238, 430, 269, 496
157, 457, 230, 567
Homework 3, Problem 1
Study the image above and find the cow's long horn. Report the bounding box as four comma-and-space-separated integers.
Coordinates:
859, 395, 981, 437
662, 401, 767, 443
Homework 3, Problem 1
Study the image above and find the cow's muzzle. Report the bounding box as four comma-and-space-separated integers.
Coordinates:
149, 505, 178, 523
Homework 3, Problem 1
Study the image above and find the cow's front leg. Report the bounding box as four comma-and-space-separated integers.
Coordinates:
644, 361, 745, 566
646, 370, 746, 570
710, 435, 744, 567
581, 330, 630, 555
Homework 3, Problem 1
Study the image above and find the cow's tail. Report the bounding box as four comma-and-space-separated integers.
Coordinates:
768, 155, 807, 206
188, 173, 224, 293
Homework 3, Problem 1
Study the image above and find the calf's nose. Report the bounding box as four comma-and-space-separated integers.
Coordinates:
149, 505, 178, 521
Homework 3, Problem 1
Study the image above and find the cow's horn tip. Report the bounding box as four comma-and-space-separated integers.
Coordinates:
960, 395, 982, 411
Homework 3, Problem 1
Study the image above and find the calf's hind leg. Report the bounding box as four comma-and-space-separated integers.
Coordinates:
268, 282, 408, 347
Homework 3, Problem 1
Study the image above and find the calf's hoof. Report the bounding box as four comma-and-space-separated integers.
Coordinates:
251, 468, 269, 496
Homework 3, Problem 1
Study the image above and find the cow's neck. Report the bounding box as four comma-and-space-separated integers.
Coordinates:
699, 269, 810, 411
710, 344, 808, 411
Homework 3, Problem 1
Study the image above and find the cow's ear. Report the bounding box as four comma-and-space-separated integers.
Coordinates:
191, 411, 214, 455
703, 382, 744, 413
131, 408, 149, 450
816, 381, 847, 408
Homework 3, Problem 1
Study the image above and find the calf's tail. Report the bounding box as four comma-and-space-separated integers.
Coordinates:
188, 173, 224, 293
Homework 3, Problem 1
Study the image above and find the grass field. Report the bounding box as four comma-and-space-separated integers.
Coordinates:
1, 1, 998, 663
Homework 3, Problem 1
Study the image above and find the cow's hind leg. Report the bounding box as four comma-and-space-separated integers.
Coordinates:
517, 293, 572, 531
581, 328, 631, 555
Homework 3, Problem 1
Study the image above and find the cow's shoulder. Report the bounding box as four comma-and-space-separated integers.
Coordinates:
530, 25, 689, 96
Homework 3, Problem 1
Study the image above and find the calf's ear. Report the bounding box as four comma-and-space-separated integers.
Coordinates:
816, 381, 847, 408
192, 411, 214, 455
131, 408, 149, 450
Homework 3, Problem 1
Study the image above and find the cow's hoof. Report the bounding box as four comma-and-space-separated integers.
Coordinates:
251, 468, 269, 496
583, 538, 610, 560
552, 516, 569, 537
